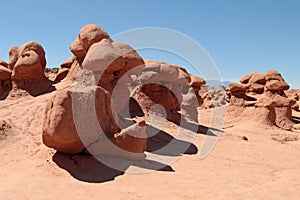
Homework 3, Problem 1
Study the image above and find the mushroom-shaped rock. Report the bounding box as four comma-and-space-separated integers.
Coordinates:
228, 69, 296, 131
10, 42, 53, 96
78, 24, 110, 51
189, 75, 206, 92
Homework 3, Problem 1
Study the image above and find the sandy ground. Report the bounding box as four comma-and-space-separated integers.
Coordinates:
0, 89, 300, 200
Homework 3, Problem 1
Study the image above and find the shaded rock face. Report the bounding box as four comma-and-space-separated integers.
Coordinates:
8, 46, 19, 70
128, 59, 205, 124
43, 24, 206, 159
0, 65, 12, 99
227, 70, 296, 131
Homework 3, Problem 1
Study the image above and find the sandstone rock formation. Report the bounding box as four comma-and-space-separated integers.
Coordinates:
199, 86, 227, 109
227, 70, 297, 131
0, 41, 55, 97
42, 24, 206, 159
286, 90, 300, 111
43, 86, 119, 154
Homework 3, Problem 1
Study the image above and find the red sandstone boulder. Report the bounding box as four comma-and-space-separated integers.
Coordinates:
78, 24, 111, 51
42, 86, 120, 154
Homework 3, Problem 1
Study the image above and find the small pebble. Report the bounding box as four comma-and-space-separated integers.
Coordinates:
242, 136, 248, 141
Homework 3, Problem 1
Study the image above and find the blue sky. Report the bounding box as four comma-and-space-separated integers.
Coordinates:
0, 0, 299, 88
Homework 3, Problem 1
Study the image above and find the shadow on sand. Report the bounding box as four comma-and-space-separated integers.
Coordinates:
53, 151, 175, 183
52, 122, 222, 183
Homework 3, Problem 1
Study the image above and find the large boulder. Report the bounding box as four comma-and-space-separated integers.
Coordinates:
42, 86, 146, 159
42, 86, 120, 154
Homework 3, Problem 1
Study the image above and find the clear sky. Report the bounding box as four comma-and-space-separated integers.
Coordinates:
1, 0, 299, 88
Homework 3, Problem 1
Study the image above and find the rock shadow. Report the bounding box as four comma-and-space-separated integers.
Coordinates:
52, 151, 174, 184
146, 125, 198, 156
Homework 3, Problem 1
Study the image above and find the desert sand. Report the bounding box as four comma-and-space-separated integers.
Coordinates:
0, 87, 299, 199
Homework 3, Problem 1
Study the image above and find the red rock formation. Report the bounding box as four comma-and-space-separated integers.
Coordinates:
42, 24, 206, 158
0, 65, 12, 99
228, 70, 297, 131
0, 59, 8, 68
10, 41, 53, 96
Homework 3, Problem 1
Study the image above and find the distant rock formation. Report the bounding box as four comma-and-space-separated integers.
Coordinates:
227, 70, 298, 131
199, 86, 227, 109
